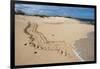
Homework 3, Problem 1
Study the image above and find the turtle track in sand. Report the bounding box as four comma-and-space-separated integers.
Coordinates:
24, 22, 68, 56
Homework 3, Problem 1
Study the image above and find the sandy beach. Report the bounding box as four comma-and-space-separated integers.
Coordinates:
15, 15, 94, 65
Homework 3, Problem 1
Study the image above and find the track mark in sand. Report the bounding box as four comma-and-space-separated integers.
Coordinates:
24, 22, 31, 35
34, 51, 37, 54
24, 22, 73, 57
51, 34, 55, 36
24, 43, 27, 46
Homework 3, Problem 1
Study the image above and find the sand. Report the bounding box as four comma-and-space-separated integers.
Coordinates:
15, 15, 94, 65
74, 32, 94, 61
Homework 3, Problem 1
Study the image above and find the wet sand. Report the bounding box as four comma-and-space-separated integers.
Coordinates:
15, 15, 94, 65
74, 32, 94, 61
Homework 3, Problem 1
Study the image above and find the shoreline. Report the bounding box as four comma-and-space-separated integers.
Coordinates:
74, 32, 94, 61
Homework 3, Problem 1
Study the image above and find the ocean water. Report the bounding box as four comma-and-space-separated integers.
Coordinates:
15, 3, 95, 20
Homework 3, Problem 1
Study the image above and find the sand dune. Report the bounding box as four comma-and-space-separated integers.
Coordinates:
15, 15, 94, 65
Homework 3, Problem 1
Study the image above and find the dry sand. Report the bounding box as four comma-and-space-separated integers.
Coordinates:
15, 15, 94, 65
